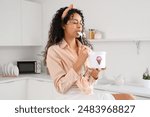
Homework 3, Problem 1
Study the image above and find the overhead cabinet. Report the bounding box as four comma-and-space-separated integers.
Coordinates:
22, 0, 42, 46
0, 0, 21, 45
0, 0, 42, 46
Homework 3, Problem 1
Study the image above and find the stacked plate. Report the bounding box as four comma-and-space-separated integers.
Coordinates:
1, 63, 19, 77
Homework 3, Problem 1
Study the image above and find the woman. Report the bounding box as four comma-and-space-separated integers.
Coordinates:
44, 4, 135, 100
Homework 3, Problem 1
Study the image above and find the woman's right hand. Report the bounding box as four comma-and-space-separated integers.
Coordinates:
73, 45, 89, 73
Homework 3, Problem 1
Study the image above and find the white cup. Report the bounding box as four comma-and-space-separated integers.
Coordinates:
88, 51, 106, 69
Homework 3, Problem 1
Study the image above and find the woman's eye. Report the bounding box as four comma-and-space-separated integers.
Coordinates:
72, 20, 78, 24
74, 22, 78, 24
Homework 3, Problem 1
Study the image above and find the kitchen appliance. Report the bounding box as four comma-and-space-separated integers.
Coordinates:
17, 61, 41, 74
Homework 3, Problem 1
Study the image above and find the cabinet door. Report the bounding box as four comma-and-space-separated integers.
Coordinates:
0, 80, 26, 100
22, 1, 42, 46
0, 0, 21, 46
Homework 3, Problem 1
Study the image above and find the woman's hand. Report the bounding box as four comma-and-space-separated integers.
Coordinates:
90, 68, 101, 80
73, 45, 89, 73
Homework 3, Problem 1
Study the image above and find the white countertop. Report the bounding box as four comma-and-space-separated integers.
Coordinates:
94, 83, 150, 99
1, 73, 150, 99
0, 73, 52, 83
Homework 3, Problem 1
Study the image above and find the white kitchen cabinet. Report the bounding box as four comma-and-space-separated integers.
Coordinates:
0, 79, 26, 99
0, 0, 21, 46
22, 0, 42, 46
0, 0, 42, 46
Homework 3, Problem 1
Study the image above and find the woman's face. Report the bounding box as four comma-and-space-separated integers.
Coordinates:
63, 13, 83, 38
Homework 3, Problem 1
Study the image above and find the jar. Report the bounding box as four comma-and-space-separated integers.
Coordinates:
95, 31, 103, 39
89, 29, 95, 39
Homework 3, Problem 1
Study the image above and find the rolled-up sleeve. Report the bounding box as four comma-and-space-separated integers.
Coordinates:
46, 47, 80, 94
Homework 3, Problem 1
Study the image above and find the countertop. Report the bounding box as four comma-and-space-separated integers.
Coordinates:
0, 73, 51, 83
0, 73, 150, 99
94, 83, 150, 99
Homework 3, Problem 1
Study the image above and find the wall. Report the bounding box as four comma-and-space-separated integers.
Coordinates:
93, 41, 150, 83
42, 0, 150, 84
0, 0, 150, 83
0, 46, 42, 64
0, 0, 45, 74
43, 0, 150, 39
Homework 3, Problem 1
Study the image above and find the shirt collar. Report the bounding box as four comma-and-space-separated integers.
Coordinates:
59, 39, 68, 49
59, 39, 82, 49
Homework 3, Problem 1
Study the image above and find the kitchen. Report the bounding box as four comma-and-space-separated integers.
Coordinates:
0, 0, 150, 99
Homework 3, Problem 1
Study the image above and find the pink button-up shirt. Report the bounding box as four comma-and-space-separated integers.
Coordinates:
46, 39, 95, 94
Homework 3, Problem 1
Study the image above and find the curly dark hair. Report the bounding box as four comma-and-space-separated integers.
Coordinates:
43, 6, 93, 65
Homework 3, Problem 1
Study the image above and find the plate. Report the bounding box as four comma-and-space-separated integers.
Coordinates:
7, 63, 14, 76
1, 64, 5, 76
0, 64, 2, 75
4, 64, 8, 76
13, 66, 19, 76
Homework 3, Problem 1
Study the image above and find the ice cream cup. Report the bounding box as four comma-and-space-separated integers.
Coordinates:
88, 51, 106, 69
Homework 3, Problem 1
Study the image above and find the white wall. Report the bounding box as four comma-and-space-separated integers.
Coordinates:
0, 0, 45, 74
0, 46, 43, 73
93, 42, 150, 83
43, 0, 150, 39
0, 0, 149, 83
42, 0, 150, 83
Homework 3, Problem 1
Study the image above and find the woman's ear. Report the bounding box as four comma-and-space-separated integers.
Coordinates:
62, 24, 65, 30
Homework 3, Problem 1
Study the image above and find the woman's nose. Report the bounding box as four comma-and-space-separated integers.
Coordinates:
77, 23, 82, 28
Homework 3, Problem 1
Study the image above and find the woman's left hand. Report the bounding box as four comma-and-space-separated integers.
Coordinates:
90, 68, 101, 80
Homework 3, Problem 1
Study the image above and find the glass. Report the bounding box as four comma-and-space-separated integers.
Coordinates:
67, 19, 83, 26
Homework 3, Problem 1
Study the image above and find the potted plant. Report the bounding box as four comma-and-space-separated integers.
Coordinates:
142, 68, 150, 88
